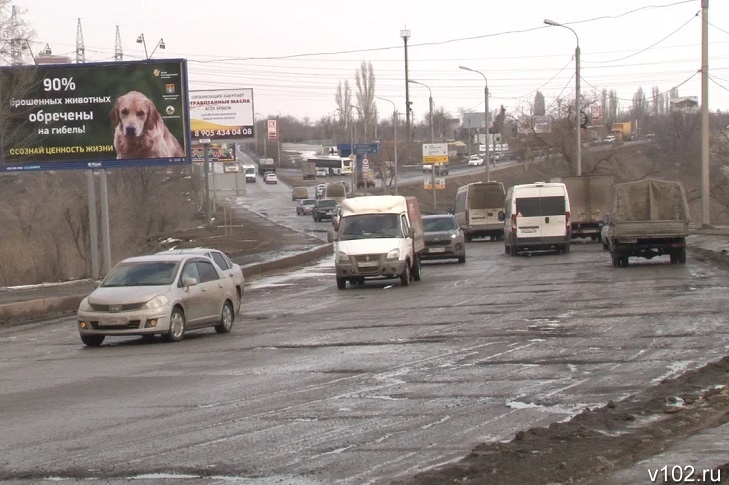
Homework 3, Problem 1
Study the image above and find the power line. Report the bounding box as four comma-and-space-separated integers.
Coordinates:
708, 75, 729, 94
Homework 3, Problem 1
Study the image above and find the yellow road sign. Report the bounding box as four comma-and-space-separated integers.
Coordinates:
423, 155, 449, 163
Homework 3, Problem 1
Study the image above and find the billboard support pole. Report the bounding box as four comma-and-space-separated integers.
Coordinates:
211, 160, 217, 216
86, 170, 100, 279
432, 165, 436, 210
99, 169, 112, 275
203, 143, 211, 226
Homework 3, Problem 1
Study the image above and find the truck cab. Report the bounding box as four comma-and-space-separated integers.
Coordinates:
334, 196, 424, 289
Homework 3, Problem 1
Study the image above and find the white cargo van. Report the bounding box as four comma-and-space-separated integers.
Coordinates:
334, 195, 424, 289
500, 182, 571, 255
454, 181, 505, 241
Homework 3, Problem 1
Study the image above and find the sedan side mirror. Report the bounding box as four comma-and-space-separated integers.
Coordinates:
182, 277, 198, 288
498, 210, 505, 221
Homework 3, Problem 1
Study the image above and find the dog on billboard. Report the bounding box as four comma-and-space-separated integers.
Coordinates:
110, 90, 184, 159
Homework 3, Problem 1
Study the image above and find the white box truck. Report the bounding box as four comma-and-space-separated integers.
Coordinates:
333, 195, 424, 289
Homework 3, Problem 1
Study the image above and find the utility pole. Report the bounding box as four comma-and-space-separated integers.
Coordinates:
114, 25, 123, 61
701, 0, 710, 226
10, 6, 23, 66
400, 29, 412, 142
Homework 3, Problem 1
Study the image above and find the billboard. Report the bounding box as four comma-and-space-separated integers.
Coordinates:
191, 142, 236, 161
189, 89, 254, 140
462, 112, 491, 130
0, 59, 191, 172
267, 119, 278, 141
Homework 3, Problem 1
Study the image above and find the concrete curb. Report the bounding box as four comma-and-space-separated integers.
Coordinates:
0, 243, 333, 326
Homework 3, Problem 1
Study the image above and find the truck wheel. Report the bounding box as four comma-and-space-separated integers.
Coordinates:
336, 278, 347, 290
612, 254, 620, 268
591, 234, 598, 242
400, 263, 410, 287
563, 244, 571, 254
620, 255, 629, 267
465, 234, 473, 242
412, 256, 422, 281
510, 243, 517, 257
678, 248, 687, 264
670, 251, 678, 264
458, 254, 466, 264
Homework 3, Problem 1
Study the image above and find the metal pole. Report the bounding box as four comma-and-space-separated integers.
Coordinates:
203, 142, 211, 225
485, 84, 490, 182
351, 121, 355, 194
432, 165, 436, 210
277, 120, 281, 169
394, 109, 399, 196
99, 169, 112, 275
429, 94, 434, 143
86, 170, 99, 279
401, 30, 412, 142
701, 0, 710, 225
211, 160, 217, 215
575, 42, 582, 176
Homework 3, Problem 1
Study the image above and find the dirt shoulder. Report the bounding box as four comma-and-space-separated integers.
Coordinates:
399, 356, 729, 485
0, 205, 324, 306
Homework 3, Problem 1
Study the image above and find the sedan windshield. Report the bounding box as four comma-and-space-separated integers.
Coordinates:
423, 216, 458, 232
317, 200, 337, 208
102, 261, 179, 287
339, 214, 401, 240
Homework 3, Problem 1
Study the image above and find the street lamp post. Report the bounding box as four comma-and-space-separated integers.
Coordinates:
459, 65, 490, 181
544, 19, 581, 176
136, 33, 165, 59
254, 112, 265, 155
376, 96, 398, 195
349, 104, 359, 194
409, 80, 433, 143
400, 29, 412, 142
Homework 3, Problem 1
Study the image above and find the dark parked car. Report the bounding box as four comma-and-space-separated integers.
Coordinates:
312, 198, 337, 222
421, 214, 466, 264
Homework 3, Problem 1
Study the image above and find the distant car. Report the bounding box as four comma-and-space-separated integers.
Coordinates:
423, 163, 448, 175
291, 186, 309, 201
604, 135, 617, 144
422, 163, 432, 172
468, 156, 484, 166
264, 173, 278, 184
296, 198, 317, 216
76, 254, 238, 347
312, 198, 337, 222
156, 248, 245, 308
315, 167, 329, 177
315, 183, 327, 199
421, 214, 466, 264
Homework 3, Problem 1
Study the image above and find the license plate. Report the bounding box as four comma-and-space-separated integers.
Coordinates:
429, 247, 446, 253
358, 261, 379, 267
98, 317, 126, 326
520, 227, 537, 234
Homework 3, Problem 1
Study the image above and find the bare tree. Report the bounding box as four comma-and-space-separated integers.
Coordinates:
354, 61, 377, 140
334, 80, 353, 140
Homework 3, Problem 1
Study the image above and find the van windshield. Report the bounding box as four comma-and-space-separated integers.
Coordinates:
339, 214, 401, 240
516, 196, 565, 217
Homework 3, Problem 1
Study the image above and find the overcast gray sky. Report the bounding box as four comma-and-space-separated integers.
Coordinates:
15, 0, 729, 122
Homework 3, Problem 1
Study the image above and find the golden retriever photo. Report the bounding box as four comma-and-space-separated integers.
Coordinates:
110, 90, 184, 159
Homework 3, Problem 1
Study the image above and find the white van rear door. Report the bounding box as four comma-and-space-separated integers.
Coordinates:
515, 187, 566, 239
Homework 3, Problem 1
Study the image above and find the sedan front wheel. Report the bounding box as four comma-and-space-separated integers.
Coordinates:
163, 307, 186, 342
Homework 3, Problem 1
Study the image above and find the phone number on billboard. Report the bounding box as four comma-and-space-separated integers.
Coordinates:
194, 128, 252, 137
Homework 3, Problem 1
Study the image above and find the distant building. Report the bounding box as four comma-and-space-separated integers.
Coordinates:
35, 44, 72, 65
670, 96, 699, 113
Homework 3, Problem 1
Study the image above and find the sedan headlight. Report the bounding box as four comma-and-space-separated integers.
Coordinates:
143, 295, 169, 310
78, 297, 91, 312
336, 251, 350, 263
450, 232, 458, 239
386, 248, 400, 260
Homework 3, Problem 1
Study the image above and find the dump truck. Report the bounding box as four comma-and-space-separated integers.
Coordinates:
301, 160, 317, 180
603, 178, 690, 268
558, 175, 614, 240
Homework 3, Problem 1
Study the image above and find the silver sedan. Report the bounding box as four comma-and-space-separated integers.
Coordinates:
77, 254, 239, 346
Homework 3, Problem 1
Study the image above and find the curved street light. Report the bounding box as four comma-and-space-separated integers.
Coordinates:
136, 33, 165, 59
408, 79, 433, 143
375, 96, 399, 195
459, 65, 490, 181
544, 19, 581, 176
